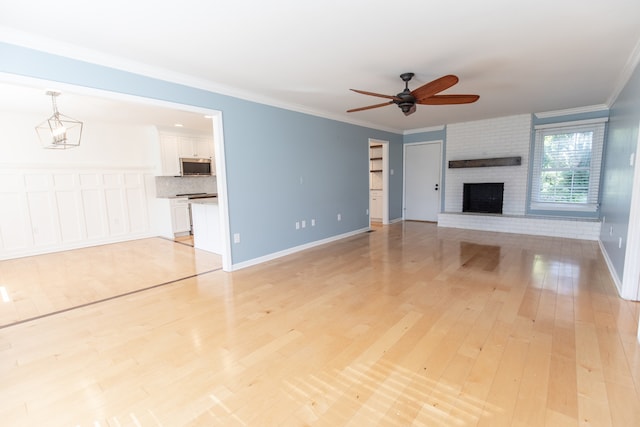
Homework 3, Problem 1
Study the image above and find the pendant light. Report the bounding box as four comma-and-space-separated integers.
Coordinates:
35, 91, 83, 149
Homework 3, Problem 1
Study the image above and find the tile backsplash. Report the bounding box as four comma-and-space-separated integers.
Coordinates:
155, 176, 217, 197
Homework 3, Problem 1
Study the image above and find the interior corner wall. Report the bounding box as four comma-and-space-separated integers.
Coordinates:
444, 115, 532, 215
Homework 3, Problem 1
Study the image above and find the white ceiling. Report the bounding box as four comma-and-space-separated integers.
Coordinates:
1, 0, 640, 133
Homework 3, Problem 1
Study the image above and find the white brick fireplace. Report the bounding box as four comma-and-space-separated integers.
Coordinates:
438, 114, 601, 240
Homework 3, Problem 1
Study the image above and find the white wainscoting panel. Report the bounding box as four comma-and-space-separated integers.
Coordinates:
0, 167, 155, 260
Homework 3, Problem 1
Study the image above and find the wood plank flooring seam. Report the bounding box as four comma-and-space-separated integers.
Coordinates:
0, 268, 223, 330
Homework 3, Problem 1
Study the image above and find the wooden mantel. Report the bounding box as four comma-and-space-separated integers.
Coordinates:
448, 156, 522, 169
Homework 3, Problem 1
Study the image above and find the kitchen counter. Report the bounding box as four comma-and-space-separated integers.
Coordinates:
191, 198, 221, 254
189, 198, 217, 205
163, 193, 218, 199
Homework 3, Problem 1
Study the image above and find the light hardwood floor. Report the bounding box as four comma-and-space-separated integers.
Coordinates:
1, 222, 639, 426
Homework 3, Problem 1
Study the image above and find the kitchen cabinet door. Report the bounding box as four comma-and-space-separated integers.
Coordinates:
178, 136, 213, 159
171, 198, 190, 234
159, 134, 180, 176
194, 137, 213, 158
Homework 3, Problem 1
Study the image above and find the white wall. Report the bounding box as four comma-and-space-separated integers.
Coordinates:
445, 114, 531, 215
0, 111, 160, 259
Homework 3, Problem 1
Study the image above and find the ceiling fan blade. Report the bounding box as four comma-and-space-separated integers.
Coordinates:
417, 94, 480, 105
411, 75, 459, 101
347, 100, 394, 113
350, 89, 401, 101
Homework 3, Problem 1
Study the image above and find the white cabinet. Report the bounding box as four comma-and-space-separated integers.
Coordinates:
179, 135, 213, 159
158, 132, 214, 176
171, 198, 191, 235
159, 134, 180, 176
370, 190, 383, 220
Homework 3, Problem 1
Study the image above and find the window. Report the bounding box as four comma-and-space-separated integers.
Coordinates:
530, 119, 606, 213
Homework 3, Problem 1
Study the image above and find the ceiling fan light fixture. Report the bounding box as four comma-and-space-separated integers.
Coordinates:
399, 103, 413, 113
35, 91, 83, 149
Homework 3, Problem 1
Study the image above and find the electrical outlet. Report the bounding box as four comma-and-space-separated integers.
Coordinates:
295, 221, 300, 230
390, 169, 394, 175
337, 213, 341, 221
233, 233, 240, 244
610, 226, 613, 236
301, 220, 306, 228
366, 209, 369, 215
619, 237, 623, 248
311, 219, 316, 226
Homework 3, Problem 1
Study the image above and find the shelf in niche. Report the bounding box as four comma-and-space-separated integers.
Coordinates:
370, 169, 383, 172
370, 157, 383, 160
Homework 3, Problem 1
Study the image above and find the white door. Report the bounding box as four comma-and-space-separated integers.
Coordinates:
404, 142, 441, 221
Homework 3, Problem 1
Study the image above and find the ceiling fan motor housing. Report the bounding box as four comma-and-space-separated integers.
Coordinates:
396, 73, 416, 112
395, 91, 416, 113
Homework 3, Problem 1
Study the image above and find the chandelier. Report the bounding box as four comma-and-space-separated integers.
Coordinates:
35, 91, 83, 149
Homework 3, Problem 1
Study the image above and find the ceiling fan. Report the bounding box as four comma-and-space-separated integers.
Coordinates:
347, 73, 479, 116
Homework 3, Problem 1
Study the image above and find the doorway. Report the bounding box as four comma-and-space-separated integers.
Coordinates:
404, 141, 442, 222
369, 139, 389, 225
0, 74, 232, 271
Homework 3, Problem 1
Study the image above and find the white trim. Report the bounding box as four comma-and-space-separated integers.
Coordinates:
622, 120, 640, 301
534, 117, 609, 130
210, 111, 232, 272
229, 228, 369, 271
403, 125, 445, 135
0, 72, 217, 118
0, 232, 157, 261
368, 139, 389, 225
534, 105, 609, 119
607, 36, 640, 107
598, 239, 624, 296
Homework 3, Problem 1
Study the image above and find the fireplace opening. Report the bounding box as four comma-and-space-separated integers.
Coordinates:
463, 183, 504, 214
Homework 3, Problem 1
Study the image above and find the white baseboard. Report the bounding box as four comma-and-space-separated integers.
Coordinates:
230, 227, 369, 271
598, 239, 624, 297
0, 232, 158, 261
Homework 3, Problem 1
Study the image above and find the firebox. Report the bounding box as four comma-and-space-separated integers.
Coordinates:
463, 183, 504, 214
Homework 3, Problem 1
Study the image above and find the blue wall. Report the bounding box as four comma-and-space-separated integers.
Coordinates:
600, 64, 640, 281
0, 42, 402, 265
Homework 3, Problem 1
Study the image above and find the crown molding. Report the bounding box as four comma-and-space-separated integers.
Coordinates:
0, 27, 403, 135
403, 125, 446, 135
534, 104, 609, 119
607, 36, 640, 107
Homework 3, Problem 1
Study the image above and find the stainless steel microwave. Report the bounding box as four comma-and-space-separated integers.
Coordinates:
180, 157, 212, 176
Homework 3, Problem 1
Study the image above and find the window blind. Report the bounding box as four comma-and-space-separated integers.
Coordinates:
530, 121, 605, 212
